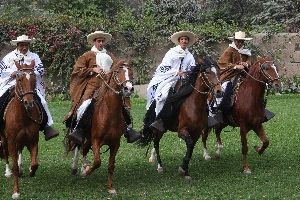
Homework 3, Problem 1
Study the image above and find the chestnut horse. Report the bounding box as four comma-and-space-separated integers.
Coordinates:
138, 56, 223, 179
201, 55, 282, 174
68, 59, 134, 194
0, 60, 42, 199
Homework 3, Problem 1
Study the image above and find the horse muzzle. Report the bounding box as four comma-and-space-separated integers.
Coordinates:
123, 86, 134, 97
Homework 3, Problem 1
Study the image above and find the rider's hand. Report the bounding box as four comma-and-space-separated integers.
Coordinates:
177, 71, 187, 77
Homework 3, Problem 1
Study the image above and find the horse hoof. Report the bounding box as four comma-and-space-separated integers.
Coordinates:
5, 173, 12, 178
204, 155, 212, 161
12, 192, 20, 199
178, 167, 185, 176
184, 175, 192, 180
157, 167, 163, 173
244, 169, 251, 174
108, 188, 116, 195
18, 170, 23, 177
149, 158, 155, 163
254, 146, 261, 152
215, 153, 221, 159
70, 168, 77, 175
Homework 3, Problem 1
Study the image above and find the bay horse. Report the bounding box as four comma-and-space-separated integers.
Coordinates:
201, 55, 282, 174
0, 60, 42, 199
138, 56, 223, 179
68, 59, 134, 194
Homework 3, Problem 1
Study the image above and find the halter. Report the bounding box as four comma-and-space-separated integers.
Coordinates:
15, 68, 43, 124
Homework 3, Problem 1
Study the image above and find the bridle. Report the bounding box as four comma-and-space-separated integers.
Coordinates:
244, 61, 281, 85
191, 64, 222, 97
98, 65, 134, 96
15, 68, 43, 124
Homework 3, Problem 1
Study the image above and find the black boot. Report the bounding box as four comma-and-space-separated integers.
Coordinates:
149, 119, 166, 133
68, 129, 83, 144
125, 128, 142, 143
44, 125, 59, 141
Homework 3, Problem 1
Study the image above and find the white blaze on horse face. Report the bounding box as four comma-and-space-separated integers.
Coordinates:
271, 64, 279, 77
124, 67, 133, 89
211, 66, 220, 82
25, 72, 30, 80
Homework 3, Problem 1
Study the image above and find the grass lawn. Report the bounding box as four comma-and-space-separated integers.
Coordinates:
1, 94, 300, 199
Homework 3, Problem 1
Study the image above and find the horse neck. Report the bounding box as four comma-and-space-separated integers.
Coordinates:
240, 63, 266, 101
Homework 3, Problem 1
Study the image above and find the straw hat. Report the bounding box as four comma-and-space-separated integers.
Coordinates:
10, 35, 35, 46
170, 31, 195, 47
228, 31, 253, 41
87, 31, 112, 45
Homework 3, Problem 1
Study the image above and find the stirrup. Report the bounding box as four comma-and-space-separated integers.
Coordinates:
264, 109, 275, 122
149, 119, 165, 133
68, 129, 83, 144
126, 128, 142, 143
44, 125, 59, 141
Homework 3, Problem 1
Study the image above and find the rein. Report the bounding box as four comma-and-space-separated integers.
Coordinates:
190, 71, 221, 97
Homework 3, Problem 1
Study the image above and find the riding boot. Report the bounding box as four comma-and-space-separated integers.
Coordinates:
125, 126, 142, 143
263, 108, 275, 122
44, 125, 59, 141
68, 128, 83, 144
150, 119, 166, 133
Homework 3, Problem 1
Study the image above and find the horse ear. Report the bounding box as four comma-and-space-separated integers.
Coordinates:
29, 60, 35, 69
124, 59, 131, 67
197, 57, 205, 65
14, 61, 21, 70
257, 55, 262, 59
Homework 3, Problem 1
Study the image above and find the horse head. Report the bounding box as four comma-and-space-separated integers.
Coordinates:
112, 59, 134, 97
197, 56, 223, 98
14, 60, 36, 108
255, 55, 282, 91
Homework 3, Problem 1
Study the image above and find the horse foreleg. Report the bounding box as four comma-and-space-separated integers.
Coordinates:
253, 124, 269, 155
106, 142, 120, 195
240, 127, 251, 174
201, 130, 211, 161
215, 128, 224, 159
2, 139, 12, 178
17, 152, 23, 177
28, 144, 38, 177
178, 134, 195, 179
70, 146, 79, 175
8, 140, 20, 199
80, 140, 91, 178
85, 140, 101, 175
153, 131, 163, 173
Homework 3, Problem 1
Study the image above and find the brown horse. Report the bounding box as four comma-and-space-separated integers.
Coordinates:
201, 55, 282, 174
138, 56, 223, 179
1, 60, 42, 199
68, 59, 134, 194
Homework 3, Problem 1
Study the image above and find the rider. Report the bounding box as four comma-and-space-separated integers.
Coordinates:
64, 31, 141, 144
0, 35, 59, 140
213, 31, 274, 121
146, 31, 196, 132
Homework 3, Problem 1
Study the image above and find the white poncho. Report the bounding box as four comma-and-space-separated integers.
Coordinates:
146, 45, 196, 115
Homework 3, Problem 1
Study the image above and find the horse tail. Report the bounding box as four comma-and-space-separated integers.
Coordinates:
137, 101, 156, 147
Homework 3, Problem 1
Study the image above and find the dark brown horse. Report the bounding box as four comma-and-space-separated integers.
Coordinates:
138, 56, 223, 179
1, 60, 42, 199
201, 55, 282, 174
68, 59, 134, 194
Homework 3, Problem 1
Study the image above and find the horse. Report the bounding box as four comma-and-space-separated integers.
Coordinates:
138, 56, 223, 179
68, 59, 134, 194
0, 60, 42, 199
201, 55, 282, 174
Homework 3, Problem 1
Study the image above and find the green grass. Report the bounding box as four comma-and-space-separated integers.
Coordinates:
1, 94, 300, 199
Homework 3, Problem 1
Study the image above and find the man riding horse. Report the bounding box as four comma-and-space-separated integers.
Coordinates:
212, 31, 275, 121
0, 35, 59, 141
64, 31, 141, 144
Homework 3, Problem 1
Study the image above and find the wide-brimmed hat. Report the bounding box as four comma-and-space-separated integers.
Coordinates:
228, 31, 253, 41
87, 31, 112, 45
170, 31, 195, 47
10, 35, 35, 46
